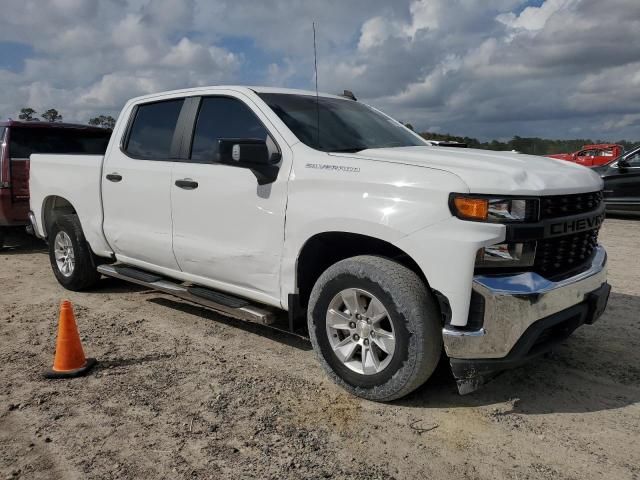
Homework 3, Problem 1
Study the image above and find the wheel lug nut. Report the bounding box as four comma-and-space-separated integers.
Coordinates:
364, 339, 369, 346
366, 318, 371, 324
353, 334, 360, 341
349, 322, 356, 329
355, 314, 362, 320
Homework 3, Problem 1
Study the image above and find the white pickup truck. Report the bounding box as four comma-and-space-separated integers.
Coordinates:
29, 86, 610, 400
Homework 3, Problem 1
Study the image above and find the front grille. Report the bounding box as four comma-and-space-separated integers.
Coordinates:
534, 228, 599, 278
539, 191, 603, 219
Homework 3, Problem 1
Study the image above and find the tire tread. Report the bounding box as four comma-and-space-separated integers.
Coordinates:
308, 255, 442, 402
48, 214, 101, 291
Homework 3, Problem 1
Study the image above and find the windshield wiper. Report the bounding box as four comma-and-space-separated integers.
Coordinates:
329, 146, 369, 153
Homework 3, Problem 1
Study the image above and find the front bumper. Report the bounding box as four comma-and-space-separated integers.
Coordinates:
443, 245, 609, 393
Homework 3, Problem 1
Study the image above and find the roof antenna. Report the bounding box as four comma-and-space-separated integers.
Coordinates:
313, 21, 320, 148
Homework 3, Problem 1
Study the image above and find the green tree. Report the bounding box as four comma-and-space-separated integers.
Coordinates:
41, 109, 62, 122
88, 115, 116, 130
18, 107, 37, 121
418, 130, 640, 155
403, 123, 415, 131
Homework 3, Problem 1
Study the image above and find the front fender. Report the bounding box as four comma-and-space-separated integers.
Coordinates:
280, 146, 469, 307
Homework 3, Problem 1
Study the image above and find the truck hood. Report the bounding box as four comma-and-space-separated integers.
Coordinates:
336, 146, 603, 195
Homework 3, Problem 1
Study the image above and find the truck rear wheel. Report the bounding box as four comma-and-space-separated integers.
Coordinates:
48, 214, 101, 291
308, 255, 442, 402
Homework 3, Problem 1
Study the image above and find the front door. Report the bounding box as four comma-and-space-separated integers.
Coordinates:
102, 98, 185, 270
170, 94, 289, 304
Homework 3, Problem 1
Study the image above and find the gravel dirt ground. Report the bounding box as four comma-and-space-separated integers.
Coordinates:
1, 218, 639, 480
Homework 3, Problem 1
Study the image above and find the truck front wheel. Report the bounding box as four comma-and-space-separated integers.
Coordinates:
48, 214, 101, 291
308, 255, 442, 402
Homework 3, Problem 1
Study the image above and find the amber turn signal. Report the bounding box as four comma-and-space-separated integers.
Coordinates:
453, 197, 489, 220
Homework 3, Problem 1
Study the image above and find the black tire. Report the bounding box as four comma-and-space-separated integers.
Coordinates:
48, 214, 101, 291
308, 255, 442, 402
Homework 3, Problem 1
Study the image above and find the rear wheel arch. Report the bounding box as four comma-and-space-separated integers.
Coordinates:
42, 195, 77, 238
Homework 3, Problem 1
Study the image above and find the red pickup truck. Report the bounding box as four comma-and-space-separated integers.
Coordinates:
547, 144, 623, 167
0, 120, 111, 248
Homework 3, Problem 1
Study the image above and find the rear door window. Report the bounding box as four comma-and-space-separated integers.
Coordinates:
125, 99, 184, 159
8, 127, 111, 158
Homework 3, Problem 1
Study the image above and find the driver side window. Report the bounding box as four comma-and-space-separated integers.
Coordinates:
190, 97, 269, 163
625, 151, 640, 167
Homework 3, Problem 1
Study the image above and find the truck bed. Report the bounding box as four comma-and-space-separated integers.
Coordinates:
29, 154, 112, 256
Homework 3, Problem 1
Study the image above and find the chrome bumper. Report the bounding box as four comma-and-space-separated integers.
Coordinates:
443, 245, 608, 359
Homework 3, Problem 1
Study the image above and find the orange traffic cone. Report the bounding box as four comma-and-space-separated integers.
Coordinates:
44, 300, 96, 379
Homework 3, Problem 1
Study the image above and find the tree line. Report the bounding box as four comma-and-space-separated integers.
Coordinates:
14, 107, 639, 153
417, 131, 639, 155
17, 107, 116, 130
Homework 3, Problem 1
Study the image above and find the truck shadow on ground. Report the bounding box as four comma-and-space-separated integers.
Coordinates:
147, 296, 312, 352
84, 278, 639, 414
402, 291, 640, 415
1, 231, 47, 254
405, 363, 640, 416
91, 276, 151, 294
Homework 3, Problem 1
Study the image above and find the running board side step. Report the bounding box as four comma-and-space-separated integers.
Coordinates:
97, 264, 276, 325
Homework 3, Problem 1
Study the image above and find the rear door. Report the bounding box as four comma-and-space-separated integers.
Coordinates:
592, 146, 615, 167
102, 98, 185, 270
169, 93, 289, 303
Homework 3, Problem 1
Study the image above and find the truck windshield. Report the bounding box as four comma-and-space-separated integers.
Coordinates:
259, 93, 425, 153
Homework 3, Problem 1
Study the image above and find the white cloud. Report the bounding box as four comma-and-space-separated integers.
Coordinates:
497, 0, 576, 31
266, 60, 296, 86
359, 17, 402, 51
0, 0, 638, 141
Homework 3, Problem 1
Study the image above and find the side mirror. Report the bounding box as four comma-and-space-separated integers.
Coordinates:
218, 138, 281, 165
217, 138, 281, 185
617, 159, 630, 170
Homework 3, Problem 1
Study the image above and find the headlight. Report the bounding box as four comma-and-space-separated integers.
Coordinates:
450, 195, 537, 222
476, 242, 536, 268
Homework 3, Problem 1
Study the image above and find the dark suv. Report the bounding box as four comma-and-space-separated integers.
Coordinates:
592, 145, 640, 215
0, 120, 111, 247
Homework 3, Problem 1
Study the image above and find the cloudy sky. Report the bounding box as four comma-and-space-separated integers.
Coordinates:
0, 0, 639, 141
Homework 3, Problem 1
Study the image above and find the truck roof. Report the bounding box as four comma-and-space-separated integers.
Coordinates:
0, 119, 108, 131
124, 85, 350, 105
